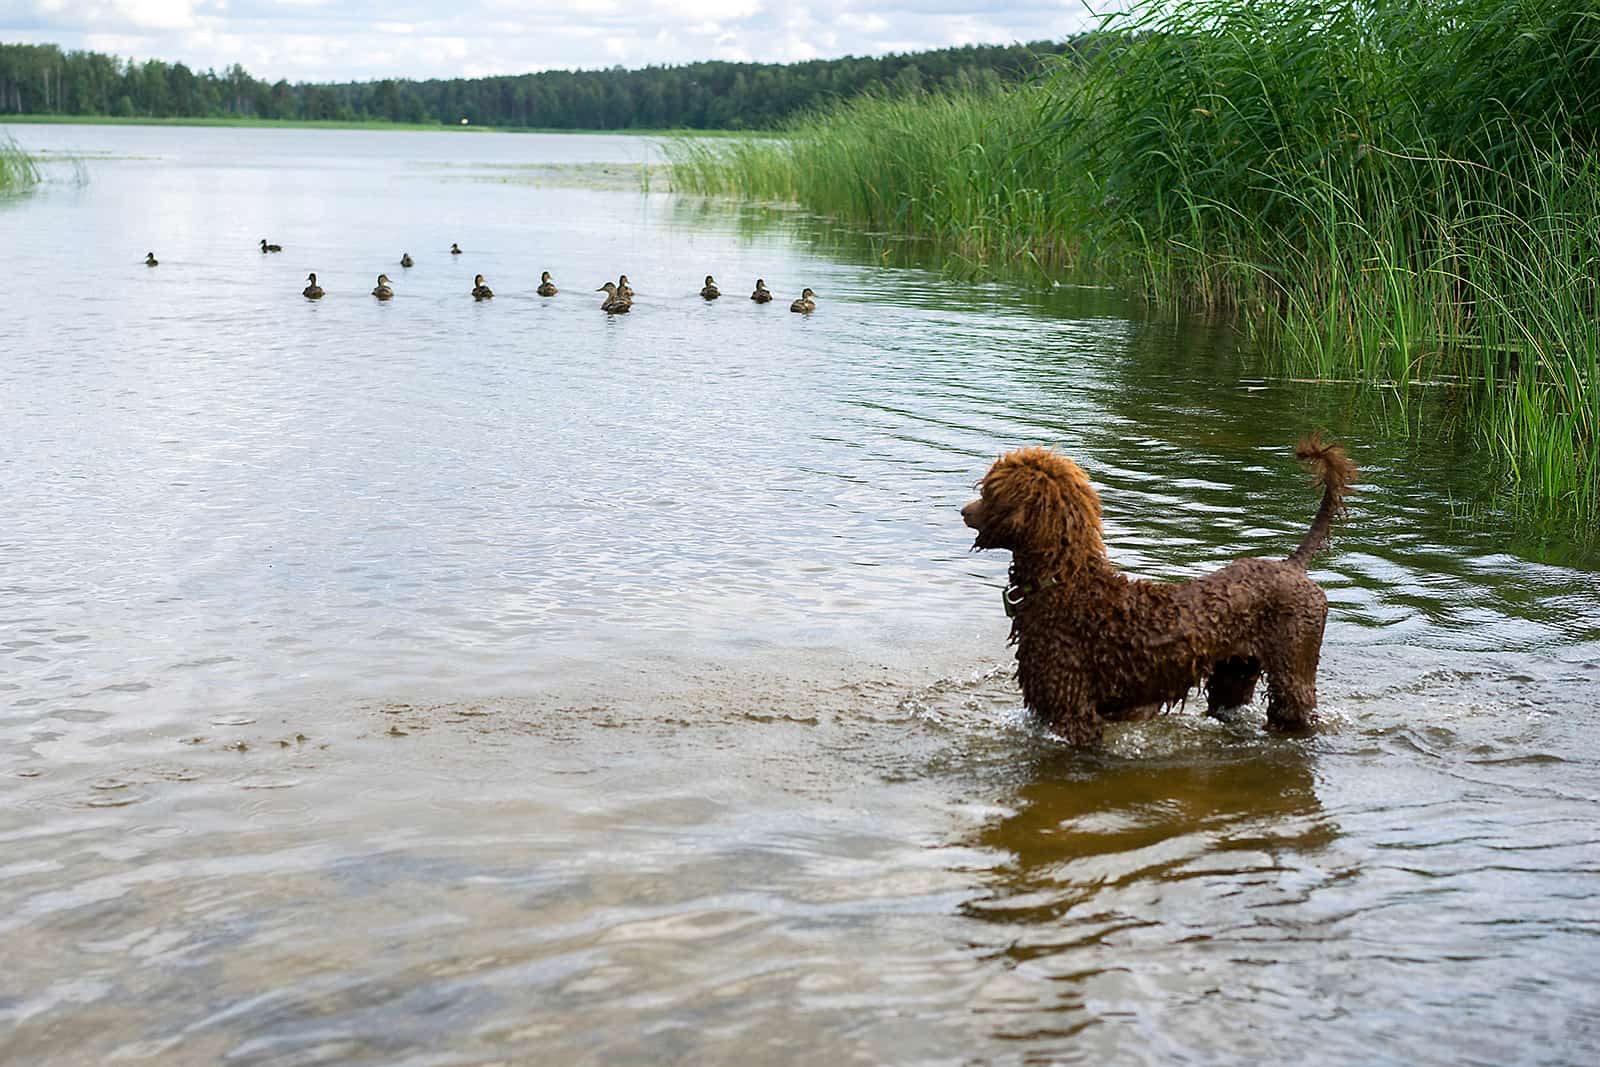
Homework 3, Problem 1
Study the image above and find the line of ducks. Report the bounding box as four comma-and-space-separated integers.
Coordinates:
692, 274, 814, 311
506, 273, 814, 313
333, 272, 817, 312
155, 240, 821, 314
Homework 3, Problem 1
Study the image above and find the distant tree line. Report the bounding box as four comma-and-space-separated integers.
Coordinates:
0, 40, 1073, 129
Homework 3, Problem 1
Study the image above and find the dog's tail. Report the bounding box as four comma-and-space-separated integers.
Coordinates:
1287, 432, 1357, 568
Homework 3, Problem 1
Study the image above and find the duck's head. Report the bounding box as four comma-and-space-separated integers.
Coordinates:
451, 243, 462, 251
146, 252, 156, 260
260, 239, 268, 248
597, 282, 618, 294
705, 275, 716, 286
474, 274, 486, 285
541, 271, 552, 282
377, 274, 392, 285
755, 278, 767, 288
800, 287, 816, 298
307, 273, 317, 283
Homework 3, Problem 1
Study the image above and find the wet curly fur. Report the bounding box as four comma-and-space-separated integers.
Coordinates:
962, 435, 1357, 746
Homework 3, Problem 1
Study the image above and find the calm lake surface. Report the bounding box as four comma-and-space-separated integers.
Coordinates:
2, 124, 1597, 1066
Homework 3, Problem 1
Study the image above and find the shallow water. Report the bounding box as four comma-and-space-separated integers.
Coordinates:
1, 124, 1597, 1066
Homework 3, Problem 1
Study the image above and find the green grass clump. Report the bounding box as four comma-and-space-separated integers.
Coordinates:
664, 88, 1075, 275
0, 133, 40, 191
665, 0, 1600, 525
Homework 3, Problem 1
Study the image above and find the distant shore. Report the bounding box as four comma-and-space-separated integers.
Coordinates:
0, 114, 741, 137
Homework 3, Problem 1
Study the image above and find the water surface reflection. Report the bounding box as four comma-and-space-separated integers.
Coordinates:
1, 124, 1596, 1066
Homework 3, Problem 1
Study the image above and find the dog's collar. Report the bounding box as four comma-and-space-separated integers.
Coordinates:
1002, 577, 1060, 618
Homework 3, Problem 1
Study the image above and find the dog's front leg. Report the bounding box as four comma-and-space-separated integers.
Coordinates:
1019, 665, 1102, 747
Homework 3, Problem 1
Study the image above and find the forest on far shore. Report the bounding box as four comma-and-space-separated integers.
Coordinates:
0, 40, 1073, 130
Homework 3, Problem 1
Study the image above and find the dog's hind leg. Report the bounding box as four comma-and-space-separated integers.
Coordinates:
1205, 655, 1261, 722
1262, 615, 1326, 733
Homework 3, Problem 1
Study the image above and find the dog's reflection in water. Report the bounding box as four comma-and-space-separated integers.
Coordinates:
958, 744, 1336, 938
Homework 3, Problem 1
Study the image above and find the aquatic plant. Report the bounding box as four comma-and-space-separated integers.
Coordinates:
664, 0, 1600, 525
662, 91, 1070, 275
0, 133, 41, 191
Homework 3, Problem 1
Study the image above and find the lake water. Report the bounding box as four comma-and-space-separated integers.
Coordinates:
2, 124, 1597, 1066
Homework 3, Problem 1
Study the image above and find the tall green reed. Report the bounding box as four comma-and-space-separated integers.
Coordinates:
0, 133, 41, 191
1041, 0, 1600, 520
664, 0, 1600, 524
664, 90, 1079, 276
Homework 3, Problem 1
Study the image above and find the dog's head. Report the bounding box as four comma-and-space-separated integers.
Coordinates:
962, 446, 1106, 563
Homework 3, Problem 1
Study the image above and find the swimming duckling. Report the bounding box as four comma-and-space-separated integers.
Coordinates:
450, 243, 463, 255
472, 274, 494, 300
750, 278, 772, 303
789, 287, 817, 313
617, 274, 634, 299
400, 253, 414, 268
700, 275, 720, 300
596, 281, 632, 314
303, 272, 324, 299
144, 252, 159, 267
537, 271, 558, 297
372, 274, 394, 300
260, 239, 282, 253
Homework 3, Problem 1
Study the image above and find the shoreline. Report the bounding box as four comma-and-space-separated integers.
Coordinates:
0, 114, 743, 136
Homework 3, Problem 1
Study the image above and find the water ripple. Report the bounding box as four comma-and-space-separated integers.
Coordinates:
0, 124, 1596, 1067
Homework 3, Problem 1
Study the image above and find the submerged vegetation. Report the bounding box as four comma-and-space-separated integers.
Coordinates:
0, 133, 39, 191
668, 0, 1600, 525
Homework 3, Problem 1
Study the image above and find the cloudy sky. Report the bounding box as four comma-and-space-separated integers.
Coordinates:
3, 1, 1110, 82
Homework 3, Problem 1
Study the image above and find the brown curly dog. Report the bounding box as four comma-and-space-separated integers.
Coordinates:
962, 435, 1356, 746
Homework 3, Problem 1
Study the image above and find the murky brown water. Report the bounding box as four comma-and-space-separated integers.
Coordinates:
2, 124, 1597, 1066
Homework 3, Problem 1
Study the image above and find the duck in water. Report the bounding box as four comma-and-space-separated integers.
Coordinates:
144, 252, 159, 267
450, 243, 463, 255
303, 273, 324, 299
260, 238, 282, 253
596, 281, 631, 313
617, 274, 634, 299
472, 274, 494, 300
400, 253, 414, 268
750, 278, 772, 303
789, 287, 817, 313
537, 271, 558, 297
372, 274, 394, 300
700, 275, 720, 300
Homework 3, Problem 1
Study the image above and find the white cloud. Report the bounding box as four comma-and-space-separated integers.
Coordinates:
839, 13, 890, 34
36, 0, 201, 31
3, 1, 1114, 81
